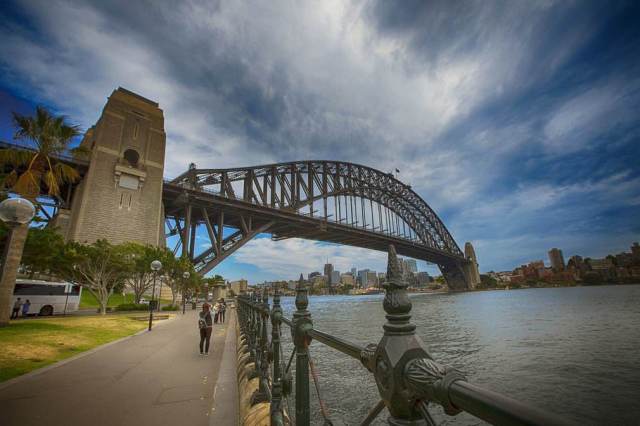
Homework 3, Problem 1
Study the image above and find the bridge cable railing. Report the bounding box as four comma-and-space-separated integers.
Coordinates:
237, 244, 570, 426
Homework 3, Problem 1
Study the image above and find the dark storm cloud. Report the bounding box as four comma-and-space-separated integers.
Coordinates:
0, 0, 638, 275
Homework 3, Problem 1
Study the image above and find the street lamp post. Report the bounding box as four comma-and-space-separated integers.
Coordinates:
182, 271, 190, 315
0, 198, 35, 326
148, 260, 162, 331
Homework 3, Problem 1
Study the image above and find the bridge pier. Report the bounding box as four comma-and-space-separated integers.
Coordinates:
439, 260, 474, 291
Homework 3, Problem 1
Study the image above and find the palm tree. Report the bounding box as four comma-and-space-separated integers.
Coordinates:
0, 106, 88, 199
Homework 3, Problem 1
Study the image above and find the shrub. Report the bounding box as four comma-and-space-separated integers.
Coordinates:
161, 305, 179, 311
115, 303, 149, 311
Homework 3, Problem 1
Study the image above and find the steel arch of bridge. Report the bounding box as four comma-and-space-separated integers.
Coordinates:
164, 160, 471, 288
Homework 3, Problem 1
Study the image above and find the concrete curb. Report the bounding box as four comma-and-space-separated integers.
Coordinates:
209, 309, 240, 425
0, 314, 177, 391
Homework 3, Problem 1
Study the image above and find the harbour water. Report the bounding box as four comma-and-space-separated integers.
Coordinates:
277, 284, 640, 425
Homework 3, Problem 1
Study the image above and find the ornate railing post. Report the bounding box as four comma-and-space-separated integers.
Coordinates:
292, 273, 313, 425
270, 283, 285, 425
364, 244, 464, 425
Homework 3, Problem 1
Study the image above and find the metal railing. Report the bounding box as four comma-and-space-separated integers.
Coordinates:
236, 244, 570, 426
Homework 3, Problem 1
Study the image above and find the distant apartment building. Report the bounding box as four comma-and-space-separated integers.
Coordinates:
308, 271, 321, 281
512, 260, 546, 281
588, 258, 615, 271
311, 275, 327, 290
340, 273, 355, 286
229, 279, 248, 295
548, 248, 565, 272
366, 271, 379, 288
631, 242, 640, 261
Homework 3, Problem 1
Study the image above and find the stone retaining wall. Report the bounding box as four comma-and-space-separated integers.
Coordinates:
236, 311, 270, 425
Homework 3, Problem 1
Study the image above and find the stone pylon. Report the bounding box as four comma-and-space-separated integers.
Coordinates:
464, 242, 481, 288
60, 87, 166, 246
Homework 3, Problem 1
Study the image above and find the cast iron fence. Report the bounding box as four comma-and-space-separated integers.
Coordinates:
236, 245, 569, 426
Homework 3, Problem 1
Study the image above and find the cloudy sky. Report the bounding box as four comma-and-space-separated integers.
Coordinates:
1, 0, 639, 282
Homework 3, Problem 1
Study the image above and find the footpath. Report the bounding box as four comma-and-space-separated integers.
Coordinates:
0, 308, 238, 426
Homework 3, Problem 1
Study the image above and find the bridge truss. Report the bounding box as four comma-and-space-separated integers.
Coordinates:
164, 161, 473, 289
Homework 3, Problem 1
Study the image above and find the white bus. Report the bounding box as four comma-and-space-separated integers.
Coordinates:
12, 279, 83, 316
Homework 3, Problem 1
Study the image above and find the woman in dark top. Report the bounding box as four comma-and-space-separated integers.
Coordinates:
198, 303, 213, 355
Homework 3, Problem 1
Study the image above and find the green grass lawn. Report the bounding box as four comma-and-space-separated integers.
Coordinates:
79, 292, 173, 309
0, 315, 158, 382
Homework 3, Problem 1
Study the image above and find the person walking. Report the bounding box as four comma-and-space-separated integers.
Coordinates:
198, 303, 213, 356
21, 299, 31, 317
11, 298, 22, 320
219, 298, 226, 323
213, 301, 220, 324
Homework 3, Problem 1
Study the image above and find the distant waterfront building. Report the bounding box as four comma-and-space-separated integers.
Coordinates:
631, 242, 640, 261
340, 273, 355, 286
324, 263, 334, 280
548, 248, 565, 272
357, 269, 370, 287
357, 269, 379, 287
308, 271, 321, 280
229, 279, 248, 295
406, 259, 418, 273
513, 260, 546, 281
366, 271, 379, 288
588, 258, 615, 271
351, 267, 357, 277
308, 275, 325, 291
331, 270, 341, 285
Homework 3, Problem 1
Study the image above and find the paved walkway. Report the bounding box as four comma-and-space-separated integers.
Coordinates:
0, 309, 238, 426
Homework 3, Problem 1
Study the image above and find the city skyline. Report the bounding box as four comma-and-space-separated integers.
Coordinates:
0, 1, 638, 283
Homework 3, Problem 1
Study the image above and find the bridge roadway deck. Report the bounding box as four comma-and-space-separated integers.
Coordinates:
0, 309, 238, 426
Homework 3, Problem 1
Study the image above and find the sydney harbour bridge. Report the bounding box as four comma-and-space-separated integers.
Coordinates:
0, 88, 480, 290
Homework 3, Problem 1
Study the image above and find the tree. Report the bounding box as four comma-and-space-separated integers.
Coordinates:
479, 274, 497, 289
121, 243, 168, 304
0, 222, 69, 277
0, 106, 89, 198
163, 255, 195, 306
58, 240, 132, 314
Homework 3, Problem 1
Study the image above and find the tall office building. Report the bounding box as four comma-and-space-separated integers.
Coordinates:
331, 270, 341, 285
358, 269, 370, 287
324, 263, 334, 280
548, 248, 565, 272
351, 267, 357, 277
